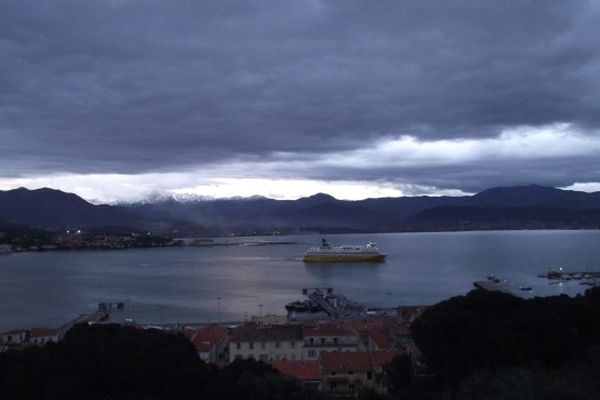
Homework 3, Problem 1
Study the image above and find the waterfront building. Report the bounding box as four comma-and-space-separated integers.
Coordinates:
0, 329, 28, 345
228, 323, 304, 362
302, 323, 360, 360
271, 360, 322, 391
183, 324, 228, 363
365, 322, 410, 351
250, 314, 288, 326
320, 350, 403, 397
30, 328, 60, 345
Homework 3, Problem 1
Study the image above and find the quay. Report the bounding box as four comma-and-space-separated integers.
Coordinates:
58, 310, 108, 339
98, 302, 124, 313
299, 288, 371, 319
545, 269, 600, 285
473, 280, 519, 297
305, 290, 344, 318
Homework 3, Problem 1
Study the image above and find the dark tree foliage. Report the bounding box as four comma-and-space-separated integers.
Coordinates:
411, 287, 600, 384
386, 354, 413, 397
0, 324, 323, 400
204, 359, 324, 400
455, 346, 600, 400
357, 387, 390, 400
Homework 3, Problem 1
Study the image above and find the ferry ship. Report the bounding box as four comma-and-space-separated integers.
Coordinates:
303, 238, 387, 262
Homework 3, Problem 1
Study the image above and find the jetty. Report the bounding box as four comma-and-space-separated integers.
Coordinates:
58, 310, 108, 339
473, 280, 519, 297
98, 302, 124, 313
298, 288, 368, 319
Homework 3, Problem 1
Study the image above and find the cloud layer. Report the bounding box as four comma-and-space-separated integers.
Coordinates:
1, 0, 600, 200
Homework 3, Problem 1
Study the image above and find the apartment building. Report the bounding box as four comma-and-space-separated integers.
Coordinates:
229, 323, 303, 362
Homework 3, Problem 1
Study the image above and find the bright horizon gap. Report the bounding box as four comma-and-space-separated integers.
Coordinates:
0, 176, 472, 204
2, 175, 600, 205
2, 124, 600, 203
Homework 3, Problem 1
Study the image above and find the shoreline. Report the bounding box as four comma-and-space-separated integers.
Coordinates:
3, 227, 600, 255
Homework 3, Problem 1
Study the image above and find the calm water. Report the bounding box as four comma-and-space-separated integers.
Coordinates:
1, 230, 599, 332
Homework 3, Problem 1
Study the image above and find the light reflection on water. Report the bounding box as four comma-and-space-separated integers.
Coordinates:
1, 230, 599, 331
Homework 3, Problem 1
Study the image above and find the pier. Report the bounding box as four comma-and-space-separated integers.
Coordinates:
98, 302, 124, 313
301, 287, 367, 319
473, 281, 519, 297
544, 269, 600, 286
58, 311, 108, 339
306, 291, 343, 318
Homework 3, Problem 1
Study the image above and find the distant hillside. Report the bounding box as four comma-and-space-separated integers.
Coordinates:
471, 184, 600, 209
0, 220, 54, 245
403, 205, 600, 231
127, 185, 600, 233
3, 185, 600, 235
0, 188, 139, 230
127, 192, 467, 233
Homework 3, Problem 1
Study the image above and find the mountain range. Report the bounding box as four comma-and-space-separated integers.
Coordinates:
2, 185, 600, 236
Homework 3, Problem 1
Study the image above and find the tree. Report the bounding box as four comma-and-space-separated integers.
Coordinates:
386, 354, 413, 396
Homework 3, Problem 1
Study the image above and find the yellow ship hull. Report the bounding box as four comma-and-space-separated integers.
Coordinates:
303, 253, 387, 262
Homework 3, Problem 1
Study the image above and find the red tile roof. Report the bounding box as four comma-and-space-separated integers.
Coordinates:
230, 323, 302, 342
371, 349, 404, 367
30, 328, 59, 338
364, 321, 411, 348
320, 351, 373, 374
303, 323, 357, 337
368, 330, 393, 348
271, 360, 321, 381
184, 324, 227, 352
337, 317, 401, 334
320, 350, 405, 375
182, 326, 198, 340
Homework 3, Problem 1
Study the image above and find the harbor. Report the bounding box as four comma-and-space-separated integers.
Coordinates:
287, 288, 400, 322
2, 231, 599, 333
473, 280, 520, 297
542, 268, 600, 286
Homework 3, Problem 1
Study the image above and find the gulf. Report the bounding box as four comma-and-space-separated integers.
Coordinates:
1, 230, 599, 331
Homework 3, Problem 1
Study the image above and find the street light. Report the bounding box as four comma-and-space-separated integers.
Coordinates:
217, 296, 222, 324
259, 303, 263, 317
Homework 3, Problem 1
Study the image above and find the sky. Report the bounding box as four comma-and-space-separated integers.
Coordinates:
1, 0, 600, 203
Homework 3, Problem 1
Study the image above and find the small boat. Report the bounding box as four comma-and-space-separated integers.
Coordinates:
519, 286, 532, 291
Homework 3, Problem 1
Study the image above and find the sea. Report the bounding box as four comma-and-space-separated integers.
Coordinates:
1, 230, 599, 332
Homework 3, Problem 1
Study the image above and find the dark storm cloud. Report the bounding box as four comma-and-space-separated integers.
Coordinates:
1, 0, 600, 191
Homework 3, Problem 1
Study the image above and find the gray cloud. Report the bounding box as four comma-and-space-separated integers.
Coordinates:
1, 0, 600, 193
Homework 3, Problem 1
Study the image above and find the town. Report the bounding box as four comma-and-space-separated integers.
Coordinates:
0, 289, 427, 398
0, 228, 182, 252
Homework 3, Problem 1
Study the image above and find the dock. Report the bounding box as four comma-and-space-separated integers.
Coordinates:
544, 269, 600, 286
301, 287, 367, 319
306, 291, 344, 318
473, 281, 519, 297
58, 310, 108, 339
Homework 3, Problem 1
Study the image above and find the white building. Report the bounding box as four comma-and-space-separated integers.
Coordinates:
229, 323, 304, 362
183, 324, 228, 363
303, 323, 360, 360
30, 328, 60, 346
0, 329, 28, 346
